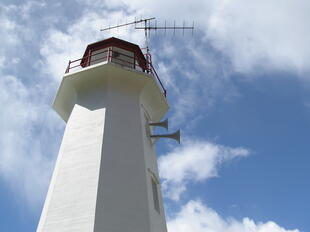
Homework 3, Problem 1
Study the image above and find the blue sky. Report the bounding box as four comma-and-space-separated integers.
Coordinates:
0, 0, 309, 232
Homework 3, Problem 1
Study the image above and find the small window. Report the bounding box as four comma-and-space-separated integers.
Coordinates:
151, 178, 160, 213
90, 48, 108, 65
111, 47, 134, 69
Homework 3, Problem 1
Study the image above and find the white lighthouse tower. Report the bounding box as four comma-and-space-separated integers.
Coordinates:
37, 37, 171, 232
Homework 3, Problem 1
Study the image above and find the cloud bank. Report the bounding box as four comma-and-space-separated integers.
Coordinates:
168, 200, 299, 232
0, 74, 57, 207
158, 139, 299, 232
159, 140, 249, 201
105, 0, 310, 74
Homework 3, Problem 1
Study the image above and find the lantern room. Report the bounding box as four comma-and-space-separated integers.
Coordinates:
64, 37, 147, 73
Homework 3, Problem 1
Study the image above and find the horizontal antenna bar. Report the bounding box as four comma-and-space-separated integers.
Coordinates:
135, 26, 194, 30
100, 17, 155, 31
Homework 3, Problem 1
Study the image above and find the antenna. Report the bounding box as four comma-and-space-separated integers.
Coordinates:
100, 17, 194, 40
100, 17, 155, 32
135, 19, 194, 35
101, 17, 156, 47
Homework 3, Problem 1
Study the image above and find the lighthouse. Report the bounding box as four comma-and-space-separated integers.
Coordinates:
37, 37, 171, 232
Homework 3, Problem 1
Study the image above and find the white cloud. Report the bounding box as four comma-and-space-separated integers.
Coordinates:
0, 8, 19, 51
40, 29, 86, 79
159, 140, 249, 201
154, 40, 239, 127
84, 0, 310, 74
0, 1, 63, 208
0, 56, 4, 68
0, 75, 59, 208
167, 200, 300, 232
206, 0, 310, 73
40, 10, 146, 80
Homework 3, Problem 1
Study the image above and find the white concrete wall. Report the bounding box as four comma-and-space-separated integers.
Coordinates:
37, 103, 105, 231
38, 63, 168, 232
92, 75, 150, 232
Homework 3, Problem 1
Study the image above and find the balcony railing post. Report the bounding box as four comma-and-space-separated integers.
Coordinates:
108, 47, 112, 62
65, 60, 71, 73
88, 50, 91, 67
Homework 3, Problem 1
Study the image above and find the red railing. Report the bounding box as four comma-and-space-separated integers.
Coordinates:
65, 47, 167, 97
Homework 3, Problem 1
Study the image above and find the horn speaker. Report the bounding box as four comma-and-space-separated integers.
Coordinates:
150, 129, 181, 144
149, 119, 168, 130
